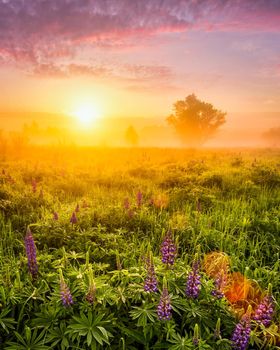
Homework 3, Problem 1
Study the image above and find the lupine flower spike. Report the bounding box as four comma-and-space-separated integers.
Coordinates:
231, 305, 252, 350
86, 266, 96, 304
137, 190, 143, 207
25, 227, 38, 279
59, 269, 73, 307
70, 211, 77, 224
253, 283, 274, 327
75, 204, 80, 213
212, 270, 226, 299
144, 252, 158, 293
160, 230, 177, 267
53, 211, 59, 220
157, 278, 172, 321
124, 198, 130, 210
186, 253, 201, 299
193, 323, 200, 346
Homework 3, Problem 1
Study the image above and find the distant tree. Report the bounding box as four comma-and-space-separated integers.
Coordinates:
263, 127, 280, 147
125, 126, 139, 147
167, 94, 226, 147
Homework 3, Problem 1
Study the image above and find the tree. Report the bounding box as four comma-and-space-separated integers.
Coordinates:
167, 94, 226, 147
263, 127, 280, 147
125, 126, 139, 147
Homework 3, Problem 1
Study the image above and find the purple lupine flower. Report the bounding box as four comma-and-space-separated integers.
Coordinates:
157, 286, 172, 321
124, 198, 130, 210
211, 272, 226, 299
231, 315, 251, 350
193, 324, 199, 346
70, 211, 77, 224
136, 191, 143, 207
86, 284, 96, 304
253, 295, 274, 327
60, 280, 73, 307
53, 211, 59, 220
186, 259, 201, 299
160, 231, 176, 267
25, 227, 38, 279
75, 204, 80, 213
144, 255, 158, 293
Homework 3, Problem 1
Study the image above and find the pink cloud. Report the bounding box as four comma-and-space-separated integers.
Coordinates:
0, 0, 279, 67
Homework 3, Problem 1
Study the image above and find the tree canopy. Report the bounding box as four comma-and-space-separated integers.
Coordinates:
167, 94, 226, 147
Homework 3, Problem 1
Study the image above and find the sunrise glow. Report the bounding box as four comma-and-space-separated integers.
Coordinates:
73, 104, 100, 128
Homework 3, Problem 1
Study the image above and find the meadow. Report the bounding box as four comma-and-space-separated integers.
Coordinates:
0, 147, 279, 349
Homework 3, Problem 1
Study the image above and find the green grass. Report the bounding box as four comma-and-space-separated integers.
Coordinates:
0, 147, 279, 349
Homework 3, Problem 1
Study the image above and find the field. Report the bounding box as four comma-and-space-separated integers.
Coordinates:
0, 147, 279, 349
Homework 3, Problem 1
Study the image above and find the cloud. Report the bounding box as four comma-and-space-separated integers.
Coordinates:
30, 61, 174, 89
0, 0, 279, 66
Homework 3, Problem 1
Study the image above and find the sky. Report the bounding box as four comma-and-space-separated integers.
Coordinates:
0, 0, 279, 136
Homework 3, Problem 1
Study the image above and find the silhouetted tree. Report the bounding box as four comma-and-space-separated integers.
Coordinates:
125, 126, 139, 146
167, 94, 226, 147
263, 126, 280, 147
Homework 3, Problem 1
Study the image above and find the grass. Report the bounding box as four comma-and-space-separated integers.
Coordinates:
0, 146, 279, 349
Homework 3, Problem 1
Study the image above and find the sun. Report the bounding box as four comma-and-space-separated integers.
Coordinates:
73, 104, 100, 127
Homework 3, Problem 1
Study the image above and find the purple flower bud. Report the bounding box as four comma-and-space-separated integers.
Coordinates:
70, 211, 77, 224
124, 198, 130, 210
253, 295, 274, 327
186, 260, 201, 299
24, 227, 38, 279
211, 272, 226, 299
137, 191, 143, 207
86, 284, 96, 304
157, 286, 172, 321
60, 280, 73, 307
53, 211, 59, 220
231, 315, 251, 350
160, 231, 176, 267
75, 204, 80, 213
144, 255, 158, 293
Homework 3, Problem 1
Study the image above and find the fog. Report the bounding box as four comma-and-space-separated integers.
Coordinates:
0, 111, 279, 149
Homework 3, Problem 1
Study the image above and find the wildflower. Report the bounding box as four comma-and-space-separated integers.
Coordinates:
160, 231, 176, 267
231, 314, 251, 350
59, 270, 73, 307
70, 211, 77, 224
193, 323, 199, 346
136, 190, 143, 207
124, 197, 130, 210
25, 227, 38, 279
144, 253, 158, 293
211, 271, 226, 299
157, 279, 172, 321
53, 211, 59, 220
75, 204, 80, 213
186, 256, 201, 299
253, 289, 274, 327
86, 266, 96, 304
